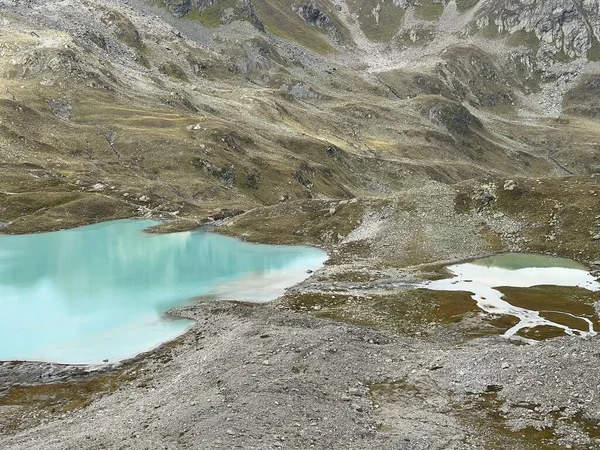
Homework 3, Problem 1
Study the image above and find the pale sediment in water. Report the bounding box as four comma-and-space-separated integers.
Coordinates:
421, 254, 600, 343
0, 219, 327, 364
206, 265, 322, 303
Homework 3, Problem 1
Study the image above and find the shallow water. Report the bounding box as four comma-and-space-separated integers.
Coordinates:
0, 219, 327, 364
422, 253, 600, 343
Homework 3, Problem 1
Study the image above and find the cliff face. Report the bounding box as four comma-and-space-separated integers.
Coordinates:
155, 0, 600, 122
292, 3, 340, 42
473, 0, 600, 60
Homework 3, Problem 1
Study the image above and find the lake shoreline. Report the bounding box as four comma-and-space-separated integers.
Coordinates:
1, 180, 600, 447
0, 219, 328, 364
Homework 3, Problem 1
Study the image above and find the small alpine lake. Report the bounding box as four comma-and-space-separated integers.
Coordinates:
0, 219, 328, 364
422, 253, 600, 343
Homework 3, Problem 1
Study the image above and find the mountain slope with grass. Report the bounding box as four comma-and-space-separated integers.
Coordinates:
2, 0, 600, 233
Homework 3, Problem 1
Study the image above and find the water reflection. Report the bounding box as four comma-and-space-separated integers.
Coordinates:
0, 219, 327, 363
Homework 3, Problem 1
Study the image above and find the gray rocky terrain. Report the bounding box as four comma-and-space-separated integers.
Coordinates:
1, 0, 600, 448
3, 300, 600, 449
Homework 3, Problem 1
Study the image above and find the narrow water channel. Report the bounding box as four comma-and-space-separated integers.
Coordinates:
421, 254, 600, 343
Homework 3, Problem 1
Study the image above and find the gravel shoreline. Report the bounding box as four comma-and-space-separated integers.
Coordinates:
1, 297, 600, 449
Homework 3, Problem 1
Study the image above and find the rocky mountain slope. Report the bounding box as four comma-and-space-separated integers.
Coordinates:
1, 0, 600, 449
1, 0, 599, 233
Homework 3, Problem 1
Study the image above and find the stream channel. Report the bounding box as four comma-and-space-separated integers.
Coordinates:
422, 253, 600, 343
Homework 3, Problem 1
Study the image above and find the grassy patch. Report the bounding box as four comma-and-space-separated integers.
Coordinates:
371, 379, 580, 449
437, 45, 517, 110
370, 378, 420, 405
2, 194, 137, 234
414, 0, 444, 21
455, 177, 600, 262
347, 0, 405, 42
282, 288, 487, 338
457, 393, 565, 450
479, 226, 504, 252
0, 192, 81, 222
100, 8, 150, 68
0, 365, 142, 434
502, 285, 599, 340
480, 23, 503, 39
185, 0, 238, 27
421, 96, 483, 135
158, 61, 190, 82
253, 0, 334, 54
587, 40, 600, 62
378, 69, 452, 98
218, 199, 372, 247
554, 48, 575, 63
318, 270, 373, 283
564, 74, 600, 117
506, 30, 540, 53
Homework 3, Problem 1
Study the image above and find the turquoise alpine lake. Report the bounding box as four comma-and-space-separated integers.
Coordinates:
0, 219, 328, 364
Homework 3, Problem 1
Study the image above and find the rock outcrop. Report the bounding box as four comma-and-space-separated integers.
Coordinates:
161, 0, 216, 17
161, 0, 264, 30
293, 2, 340, 41
474, 0, 600, 60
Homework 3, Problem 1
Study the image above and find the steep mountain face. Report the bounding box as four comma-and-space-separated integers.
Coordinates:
473, 0, 600, 60
0, 0, 599, 235
153, 0, 600, 120
0, 0, 598, 238
163, 0, 600, 60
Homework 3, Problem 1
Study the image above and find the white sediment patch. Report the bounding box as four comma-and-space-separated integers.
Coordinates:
205, 251, 329, 303
421, 261, 600, 343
